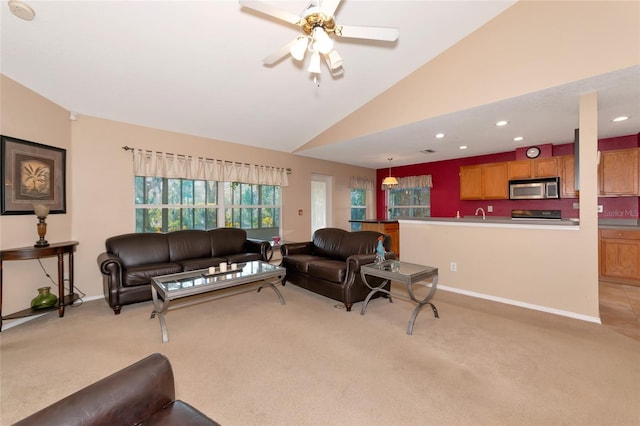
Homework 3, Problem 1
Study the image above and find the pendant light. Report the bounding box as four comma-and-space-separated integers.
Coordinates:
382, 158, 398, 188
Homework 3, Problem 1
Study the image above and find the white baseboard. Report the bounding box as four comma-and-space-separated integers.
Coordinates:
1, 295, 103, 331
438, 285, 602, 324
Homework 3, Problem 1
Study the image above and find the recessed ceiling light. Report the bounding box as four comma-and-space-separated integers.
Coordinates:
435, 133, 445, 139
459, 145, 468, 150
8, 0, 35, 21
496, 120, 509, 127
514, 136, 524, 142
612, 116, 629, 122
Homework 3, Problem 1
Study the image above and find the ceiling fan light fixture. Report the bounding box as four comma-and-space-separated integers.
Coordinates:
326, 49, 343, 70
307, 51, 321, 74
312, 27, 334, 54
290, 36, 309, 61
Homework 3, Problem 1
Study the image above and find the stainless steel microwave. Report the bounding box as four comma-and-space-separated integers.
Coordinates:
509, 177, 560, 200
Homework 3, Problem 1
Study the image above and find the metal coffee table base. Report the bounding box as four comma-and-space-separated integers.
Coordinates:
360, 261, 439, 335
151, 263, 286, 343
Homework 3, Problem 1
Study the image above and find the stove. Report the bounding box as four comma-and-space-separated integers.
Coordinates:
511, 209, 562, 220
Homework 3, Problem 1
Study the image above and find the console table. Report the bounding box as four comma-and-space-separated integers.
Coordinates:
0, 241, 79, 331
360, 260, 439, 335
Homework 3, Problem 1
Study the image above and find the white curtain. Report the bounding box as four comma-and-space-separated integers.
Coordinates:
350, 176, 375, 219
133, 149, 289, 186
350, 176, 374, 190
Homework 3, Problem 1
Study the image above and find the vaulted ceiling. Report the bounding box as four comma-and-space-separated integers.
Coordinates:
1, 1, 638, 169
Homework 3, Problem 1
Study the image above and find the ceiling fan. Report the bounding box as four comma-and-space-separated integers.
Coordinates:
239, 0, 399, 83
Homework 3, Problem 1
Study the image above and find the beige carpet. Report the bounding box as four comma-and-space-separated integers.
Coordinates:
1, 283, 639, 426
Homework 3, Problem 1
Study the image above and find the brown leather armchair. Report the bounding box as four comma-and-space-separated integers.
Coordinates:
14, 353, 219, 425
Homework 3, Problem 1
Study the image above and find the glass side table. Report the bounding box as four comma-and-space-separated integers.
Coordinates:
360, 260, 439, 335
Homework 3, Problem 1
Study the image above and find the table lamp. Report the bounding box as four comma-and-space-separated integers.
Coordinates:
33, 203, 50, 247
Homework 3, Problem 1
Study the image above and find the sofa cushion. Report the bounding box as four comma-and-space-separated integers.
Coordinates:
311, 228, 346, 260
335, 230, 381, 260
281, 254, 325, 274
307, 260, 347, 283
225, 252, 263, 264
124, 263, 182, 287
106, 233, 170, 268
178, 257, 226, 272
209, 228, 248, 257
167, 230, 212, 262
143, 401, 220, 425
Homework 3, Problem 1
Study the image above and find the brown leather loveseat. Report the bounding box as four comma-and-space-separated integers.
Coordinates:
14, 353, 220, 426
280, 228, 394, 311
97, 228, 270, 314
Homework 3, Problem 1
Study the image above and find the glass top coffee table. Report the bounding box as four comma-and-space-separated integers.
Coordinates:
360, 260, 439, 335
151, 261, 286, 342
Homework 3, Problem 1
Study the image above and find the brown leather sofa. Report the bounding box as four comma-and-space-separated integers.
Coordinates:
14, 353, 219, 426
280, 228, 394, 311
98, 228, 270, 314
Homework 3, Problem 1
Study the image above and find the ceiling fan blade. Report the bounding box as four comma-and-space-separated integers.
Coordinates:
239, 1, 303, 26
262, 38, 298, 65
319, 0, 341, 17
336, 25, 399, 42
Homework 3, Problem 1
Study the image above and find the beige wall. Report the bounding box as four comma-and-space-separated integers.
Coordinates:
1, 76, 375, 318
0, 75, 74, 316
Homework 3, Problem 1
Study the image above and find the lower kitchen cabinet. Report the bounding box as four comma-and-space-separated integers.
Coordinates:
599, 229, 640, 286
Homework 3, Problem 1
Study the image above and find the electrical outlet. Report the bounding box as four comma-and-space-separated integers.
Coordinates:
573, 202, 580, 209
597, 205, 603, 213
450, 262, 457, 272
487, 205, 493, 213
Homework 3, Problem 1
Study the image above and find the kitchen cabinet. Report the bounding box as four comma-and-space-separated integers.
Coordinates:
507, 157, 559, 180
599, 148, 639, 196
559, 155, 577, 198
599, 229, 640, 286
459, 162, 508, 200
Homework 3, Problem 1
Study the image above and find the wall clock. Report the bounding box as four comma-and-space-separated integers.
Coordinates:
526, 146, 541, 159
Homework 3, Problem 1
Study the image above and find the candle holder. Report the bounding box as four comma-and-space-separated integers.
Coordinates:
33, 203, 50, 248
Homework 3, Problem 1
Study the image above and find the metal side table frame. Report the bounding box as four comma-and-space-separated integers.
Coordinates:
360, 260, 439, 335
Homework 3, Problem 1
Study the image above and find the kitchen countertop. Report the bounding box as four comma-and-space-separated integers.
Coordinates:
348, 220, 399, 223
397, 216, 640, 229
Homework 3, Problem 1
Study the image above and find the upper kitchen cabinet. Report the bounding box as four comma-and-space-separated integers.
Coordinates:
599, 148, 640, 196
460, 162, 508, 200
559, 155, 578, 198
507, 157, 559, 180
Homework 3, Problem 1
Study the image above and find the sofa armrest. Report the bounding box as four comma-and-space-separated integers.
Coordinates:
346, 251, 397, 271
15, 354, 177, 426
280, 242, 313, 256
97, 252, 122, 275
245, 238, 270, 260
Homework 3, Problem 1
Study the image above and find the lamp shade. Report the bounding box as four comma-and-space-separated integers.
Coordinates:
307, 51, 321, 74
326, 49, 343, 70
382, 176, 398, 187
312, 27, 334, 54
290, 36, 309, 61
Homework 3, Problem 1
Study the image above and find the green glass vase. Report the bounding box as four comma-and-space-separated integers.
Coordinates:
31, 286, 58, 310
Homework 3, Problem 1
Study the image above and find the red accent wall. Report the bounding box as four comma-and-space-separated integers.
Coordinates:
376, 133, 640, 220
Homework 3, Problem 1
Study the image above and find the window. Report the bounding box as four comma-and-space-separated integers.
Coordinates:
350, 189, 367, 231
135, 177, 280, 238
223, 182, 281, 240
388, 187, 431, 218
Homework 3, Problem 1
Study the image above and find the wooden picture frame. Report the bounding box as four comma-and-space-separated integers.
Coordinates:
1, 135, 67, 215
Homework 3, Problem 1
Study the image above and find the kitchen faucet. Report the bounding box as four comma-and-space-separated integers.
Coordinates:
475, 207, 486, 220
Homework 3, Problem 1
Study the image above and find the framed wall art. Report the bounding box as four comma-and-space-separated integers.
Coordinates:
1, 135, 67, 215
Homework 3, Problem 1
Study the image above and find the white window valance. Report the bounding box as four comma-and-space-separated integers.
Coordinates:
383, 174, 433, 190
350, 176, 374, 190
133, 149, 289, 187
